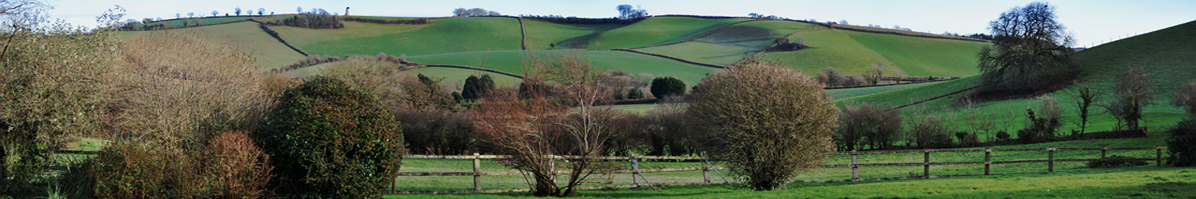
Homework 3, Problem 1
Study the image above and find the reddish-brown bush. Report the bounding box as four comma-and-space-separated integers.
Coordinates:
204, 130, 273, 198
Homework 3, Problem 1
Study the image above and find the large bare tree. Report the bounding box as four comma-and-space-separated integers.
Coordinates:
977, 1, 1079, 92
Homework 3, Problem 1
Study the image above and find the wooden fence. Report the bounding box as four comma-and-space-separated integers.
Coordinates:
391, 146, 1169, 193
57, 146, 1171, 193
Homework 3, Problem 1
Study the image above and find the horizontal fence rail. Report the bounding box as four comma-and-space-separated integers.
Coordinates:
391, 146, 1169, 194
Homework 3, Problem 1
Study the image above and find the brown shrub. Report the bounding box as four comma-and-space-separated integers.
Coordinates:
839, 103, 903, 150
91, 142, 205, 198
204, 131, 273, 198
1175, 81, 1196, 115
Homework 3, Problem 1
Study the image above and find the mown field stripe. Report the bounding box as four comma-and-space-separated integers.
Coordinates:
628, 19, 761, 50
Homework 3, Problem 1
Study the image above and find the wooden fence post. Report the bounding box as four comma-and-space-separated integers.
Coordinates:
631, 155, 638, 186
851, 150, 859, 180
701, 152, 710, 184
1157, 146, 1163, 167
1047, 147, 1054, 172
984, 148, 991, 175
923, 149, 930, 178
473, 153, 481, 191
1101, 147, 1107, 163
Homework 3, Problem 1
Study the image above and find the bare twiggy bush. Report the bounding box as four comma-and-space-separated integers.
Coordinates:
91, 141, 206, 198
908, 114, 954, 148
817, 67, 843, 87
321, 56, 409, 111
839, 103, 903, 150
473, 51, 620, 197
204, 130, 273, 198
395, 107, 478, 155
644, 96, 696, 156
1175, 81, 1196, 116
115, 31, 275, 145
689, 62, 838, 191
1100, 66, 1154, 130
0, 5, 120, 190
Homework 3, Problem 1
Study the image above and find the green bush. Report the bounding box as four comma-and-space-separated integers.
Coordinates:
254, 77, 403, 198
1088, 155, 1148, 168
650, 76, 687, 98
1166, 120, 1196, 167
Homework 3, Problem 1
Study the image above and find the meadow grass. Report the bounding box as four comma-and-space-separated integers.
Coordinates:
758, 29, 889, 76
571, 17, 751, 50
841, 29, 988, 77
638, 20, 819, 65
348, 16, 429, 21
274, 18, 522, 56
826, 82, 938, 100
118, 22, 306, 69
405, 50, 719, 86
522, 19, 629, 50
386, 131, 1187, 198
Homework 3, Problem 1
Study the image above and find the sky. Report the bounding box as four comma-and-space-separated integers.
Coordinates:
45, 0, 1196, 48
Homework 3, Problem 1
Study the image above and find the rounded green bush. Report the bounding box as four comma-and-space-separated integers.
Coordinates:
254, 77, 403, 198
650, 76, 687, 98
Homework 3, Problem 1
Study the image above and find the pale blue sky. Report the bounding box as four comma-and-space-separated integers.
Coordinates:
47, 0, 1195, 47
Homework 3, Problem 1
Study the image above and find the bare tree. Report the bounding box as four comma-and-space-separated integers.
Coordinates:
211, 10, 218, 17
977, 2, 1078, 92
258, 8, 265, 16
188, 12, 194, 18
864, 60, 887, 85
452, 7, 466, 17
474, 51, 618, 196
234, 7, 241, 16
1176, 81, 1196, 115
1101, 66, 1154, 130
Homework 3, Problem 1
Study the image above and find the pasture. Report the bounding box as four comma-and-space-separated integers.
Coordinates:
638, 20, 819, 65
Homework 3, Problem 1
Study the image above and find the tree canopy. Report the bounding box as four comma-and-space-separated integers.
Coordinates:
977, 1, 1079, 92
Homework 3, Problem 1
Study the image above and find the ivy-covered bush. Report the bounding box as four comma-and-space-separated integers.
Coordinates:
1166, 120, 1196, 167
254, 77, 403, 198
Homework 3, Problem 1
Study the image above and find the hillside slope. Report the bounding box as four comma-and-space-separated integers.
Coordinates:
638, 20, 819, 66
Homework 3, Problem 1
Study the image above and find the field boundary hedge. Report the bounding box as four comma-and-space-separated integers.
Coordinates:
611, 49, 727, 69
342, 17, 432, 25
249, 18, 310, 57
120, 18, 252, 31
517, 17, 528, 50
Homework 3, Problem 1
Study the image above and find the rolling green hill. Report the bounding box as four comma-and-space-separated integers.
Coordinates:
840, 19, 1196, 140
119, 21, 306, 68
274, 17, 523, 56
638, 20, 819, 66
524, 17, 752, 51
842, 30, 987, 77
402, 67, 523, 87
759, 29, 890, 75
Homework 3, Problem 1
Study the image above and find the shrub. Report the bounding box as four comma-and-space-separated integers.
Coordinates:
462, 74, 495, 100
254, 77, 403, 198
1175, 81, 1196, 115
1020, 96, 1063, 143
1166, 120, 1196, 167
839, 103, 902, 150
271, 14, 344, 29
628, 89, 645, 99
322, 57, 409, 111
650, 76, 687, 98
1101, 66, 1154, 130
1, 7, 119, 190
818, 67, 843, 87
1088, 155, 1149, 168
395, 107, 478, 155
996, 131, 1011, 140
910, 114, 953, 148
690, 62, 837, 191
204, 131, 273, 198
91, 142, 205, 198
644, 98, 696, 156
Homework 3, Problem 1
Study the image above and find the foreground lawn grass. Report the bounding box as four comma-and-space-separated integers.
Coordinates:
385, 166, 1196, 198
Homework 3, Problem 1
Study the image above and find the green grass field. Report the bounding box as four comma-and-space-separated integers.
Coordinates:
638, 20, 819, 65
826, 82, 940, 100
842, 29, 988, 77
118, 21, 306, 69
522, 19, 629, 50
274, 17, 522, 56
405, 50, 719, 86
386, 129, 1187, 197
758, 29, 890, 76
575, 17, 751, 50
134, 16, 253, 30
